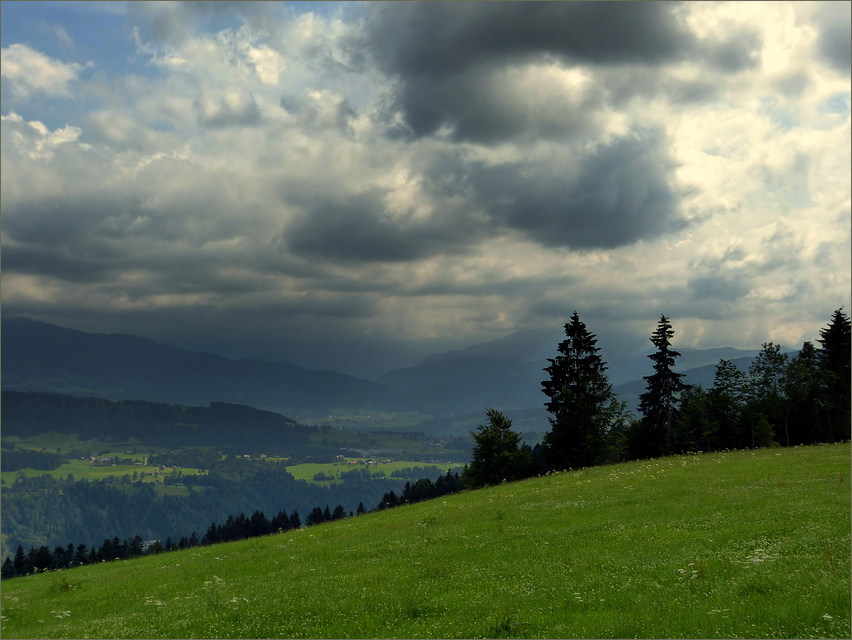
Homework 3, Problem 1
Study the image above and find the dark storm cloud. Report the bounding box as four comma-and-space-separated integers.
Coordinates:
380, 65, 605, 145
364, 1, 695, 142
702, 29, 762, 73
281, 129, 684, 262
278, 128, 685, 263
814, 1, 851, 75
465, 130, 685, 249
1, 195, 145, 246
283, 190, 481, 263
368, 2, 692, 77
363, 1, 768, 143
2, 242, 118, 283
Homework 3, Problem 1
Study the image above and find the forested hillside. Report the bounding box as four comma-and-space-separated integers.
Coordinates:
0, 456, 425, 559
2, 391, 310, 451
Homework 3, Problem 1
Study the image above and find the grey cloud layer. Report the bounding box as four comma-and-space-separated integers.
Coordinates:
815, 1, 851, 75
281, 129, 684, 262
363, 2, 760, 143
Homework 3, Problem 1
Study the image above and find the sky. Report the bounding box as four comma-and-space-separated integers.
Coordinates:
2, 1, 850, 379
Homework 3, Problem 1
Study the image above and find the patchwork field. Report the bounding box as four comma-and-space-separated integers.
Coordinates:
285, 459, 465, 485
1, 442, 848, 639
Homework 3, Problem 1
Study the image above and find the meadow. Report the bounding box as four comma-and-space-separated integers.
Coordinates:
285, 460, 464, 485
1, 443, 849, 639
0, 432, 206, 489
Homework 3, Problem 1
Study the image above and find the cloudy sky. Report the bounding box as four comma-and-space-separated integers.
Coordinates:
2, 1, 850, 379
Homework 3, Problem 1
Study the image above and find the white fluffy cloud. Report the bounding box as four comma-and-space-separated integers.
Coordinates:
0, 43, 89, 99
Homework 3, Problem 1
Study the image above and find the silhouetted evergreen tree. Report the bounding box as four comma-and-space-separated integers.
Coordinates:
31, 545, 52, 573
73, 544, 89, 567
541, 312, 626, 469
1, 557, 14, 579
637, 315, 687, 457
707, 359, 746, 450
126, 535, 144, 557
748, 343, 790, 446
271, 510, 290, 532
817, 308, 851, 441
671, 386, 702, 453
13, 545, 26, 576
203, 522, 219, 545
463, 409, 532, 488
376, 490, 399, 510
529, 443, 550, 475
307, 506, 326, 526
785, 342, 824, 444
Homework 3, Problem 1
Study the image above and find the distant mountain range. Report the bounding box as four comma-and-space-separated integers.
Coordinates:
379, 328, 797, 416
1, 317, 409, 416
2, 317, 797, 426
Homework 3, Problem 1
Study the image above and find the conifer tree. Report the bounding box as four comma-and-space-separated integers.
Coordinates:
638, 315, 687, 456
307, 506, 325, 526
707, 359, 746, 449
13, 545, 26, 576
817, 308, 851, 441
463, 409, 531, 488
748, 342, 790, 446
541, 311, 625, 469
672, 385, 708, 453
1, 556, 15, 579
785, 341, 823, 444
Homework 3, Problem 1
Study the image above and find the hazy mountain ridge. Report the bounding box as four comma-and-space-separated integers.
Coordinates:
1, 317, 410, 415
380, 328, 797, 416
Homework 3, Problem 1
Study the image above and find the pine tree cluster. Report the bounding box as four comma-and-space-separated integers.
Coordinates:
463, 308, 851, 486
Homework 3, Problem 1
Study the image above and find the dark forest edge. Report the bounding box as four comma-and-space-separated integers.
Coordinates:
1, 469, 465, 581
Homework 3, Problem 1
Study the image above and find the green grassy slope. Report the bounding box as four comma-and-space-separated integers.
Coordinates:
1, 443, 849, 639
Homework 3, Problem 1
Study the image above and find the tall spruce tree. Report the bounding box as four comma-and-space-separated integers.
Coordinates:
541, 311, 625, 469
638, 315, 687, 456
817, 308, 851, 441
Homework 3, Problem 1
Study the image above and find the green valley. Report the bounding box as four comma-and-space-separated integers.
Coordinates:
1, 443, 848, 639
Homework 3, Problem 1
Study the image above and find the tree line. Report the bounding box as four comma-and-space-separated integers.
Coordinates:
1, 392, 310, 451
464, 309, 850, 486
1, 470, 466, 580
0, 447, 66, 472
375, 469, 466, 510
